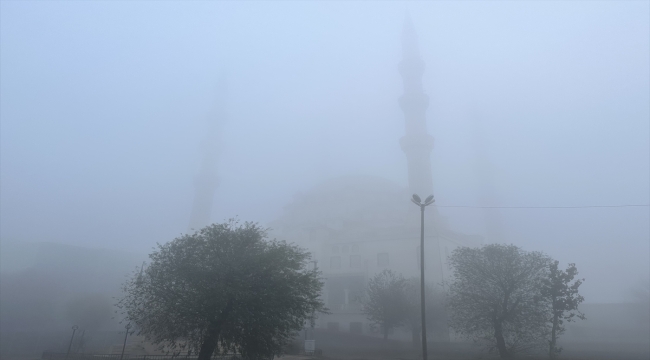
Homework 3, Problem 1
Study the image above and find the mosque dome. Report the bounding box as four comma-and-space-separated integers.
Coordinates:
271, 175, 412, 235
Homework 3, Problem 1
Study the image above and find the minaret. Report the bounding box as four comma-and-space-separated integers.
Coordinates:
399, 15, 434, 198
188, 79, 227, 232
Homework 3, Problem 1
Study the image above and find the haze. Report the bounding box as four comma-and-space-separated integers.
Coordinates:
1, 0, 648, 308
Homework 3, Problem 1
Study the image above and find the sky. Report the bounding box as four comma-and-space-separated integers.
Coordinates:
1, 1, 648, 303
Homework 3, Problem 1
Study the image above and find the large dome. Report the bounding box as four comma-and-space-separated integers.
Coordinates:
271, 175, 412, 234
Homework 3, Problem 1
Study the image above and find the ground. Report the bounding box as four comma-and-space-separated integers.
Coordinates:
6, 332, 649, 360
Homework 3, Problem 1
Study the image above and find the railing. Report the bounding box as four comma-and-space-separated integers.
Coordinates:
41, 352, 240, 360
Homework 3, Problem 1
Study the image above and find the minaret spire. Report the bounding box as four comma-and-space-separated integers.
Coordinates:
399, 15, 434, 198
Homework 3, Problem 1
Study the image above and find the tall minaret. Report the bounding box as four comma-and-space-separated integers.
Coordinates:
399, 15, 434, 198
188, 79, 227, 232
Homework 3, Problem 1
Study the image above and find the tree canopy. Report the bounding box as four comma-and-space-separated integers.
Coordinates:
447, 244, 551, 358
540, 261, 585, 359
360, 269, 409, 340
117, 220, 325, 360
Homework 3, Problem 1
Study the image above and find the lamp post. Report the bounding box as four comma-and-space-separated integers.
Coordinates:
119, 323, 132, 360
65, 325, 78, 359
411, 194, 434, 360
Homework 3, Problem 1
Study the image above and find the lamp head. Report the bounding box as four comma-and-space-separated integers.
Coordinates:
424, 195, 435, 205
412, 194, 421, 203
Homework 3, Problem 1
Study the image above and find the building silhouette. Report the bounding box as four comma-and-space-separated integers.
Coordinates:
269, 16, 481, 341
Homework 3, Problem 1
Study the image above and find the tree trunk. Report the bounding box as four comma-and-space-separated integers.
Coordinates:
494, 321, 510, 359
198, 301, 233, 360
549, 311, 559, 359
198, 322, 222, 360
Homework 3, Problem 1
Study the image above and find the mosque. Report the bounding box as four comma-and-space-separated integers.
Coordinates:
189, 16, 482, 341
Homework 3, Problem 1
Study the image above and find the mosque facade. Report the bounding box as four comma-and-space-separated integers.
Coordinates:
268, 17, 482, 341
185, 16, 483, 342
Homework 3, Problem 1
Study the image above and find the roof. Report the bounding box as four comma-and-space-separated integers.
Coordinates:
271, 175, 411, 232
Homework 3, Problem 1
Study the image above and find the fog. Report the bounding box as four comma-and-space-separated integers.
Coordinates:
1, 0, 647, 322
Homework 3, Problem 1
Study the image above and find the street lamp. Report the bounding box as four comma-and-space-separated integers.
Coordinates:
65, 325, 79, 359
119, 322, 132, 360
411, 194, 434, 360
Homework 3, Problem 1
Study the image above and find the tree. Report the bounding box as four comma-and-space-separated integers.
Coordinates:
540, 261, 585, 359
117, 220, 325, 360
447, 244, 550, 359
361, 269, 409, 340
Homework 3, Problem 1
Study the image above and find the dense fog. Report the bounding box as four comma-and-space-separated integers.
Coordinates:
1, 1, 648, 354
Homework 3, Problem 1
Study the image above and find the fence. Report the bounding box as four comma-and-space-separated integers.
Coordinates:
41, 352, 241, 360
